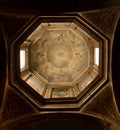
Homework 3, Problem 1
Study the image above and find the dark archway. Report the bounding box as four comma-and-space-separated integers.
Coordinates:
112, 18, 120, 112
0, 25, 6, 109
7, 113, 109, 130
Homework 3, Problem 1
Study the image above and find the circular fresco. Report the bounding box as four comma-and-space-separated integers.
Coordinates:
47, 42, 73, 68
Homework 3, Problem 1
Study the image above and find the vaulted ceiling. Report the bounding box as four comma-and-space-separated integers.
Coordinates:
0, 0, 120, 130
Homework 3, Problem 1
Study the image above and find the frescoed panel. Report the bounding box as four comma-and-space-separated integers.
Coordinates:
52, 89, 70, 98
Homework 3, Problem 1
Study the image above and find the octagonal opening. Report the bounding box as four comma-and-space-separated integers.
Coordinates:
19, 22, 100, 99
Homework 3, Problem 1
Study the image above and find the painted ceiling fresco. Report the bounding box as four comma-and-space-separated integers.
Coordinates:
20, 22, 99, 99
29, 23, 89, 84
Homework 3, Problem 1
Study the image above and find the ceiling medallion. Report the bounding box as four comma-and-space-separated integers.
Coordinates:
10, 16, 108, 108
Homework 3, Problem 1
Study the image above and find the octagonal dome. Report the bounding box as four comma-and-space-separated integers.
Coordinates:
20, 22, 100, 99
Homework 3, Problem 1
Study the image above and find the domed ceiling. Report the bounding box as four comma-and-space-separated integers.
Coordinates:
20, 21, 100, 99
